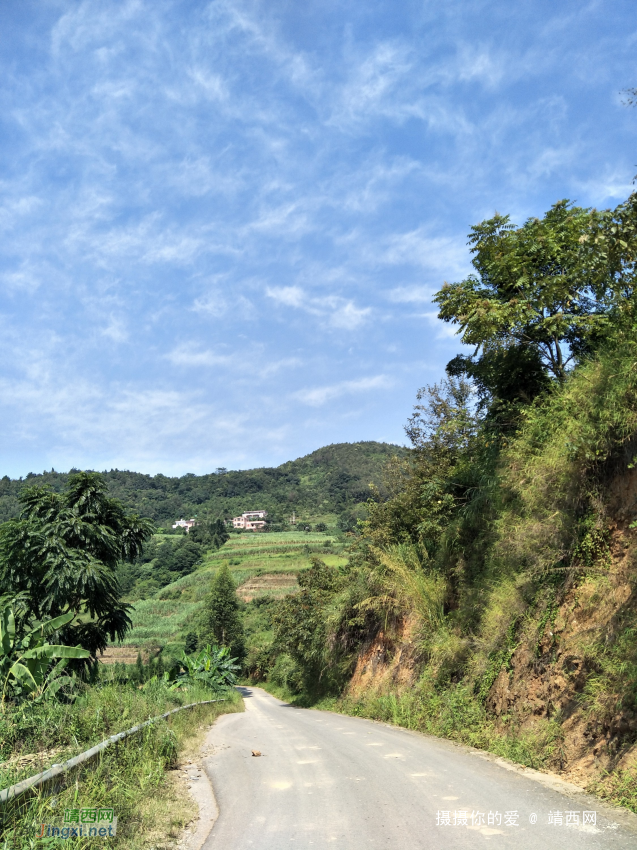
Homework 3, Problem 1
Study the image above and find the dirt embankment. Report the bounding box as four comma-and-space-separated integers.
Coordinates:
99, 646, 152, 665
486, 533, 637, 787
344, 468, 637, 791
347, 616, 422, 695
236, 573, 298, 602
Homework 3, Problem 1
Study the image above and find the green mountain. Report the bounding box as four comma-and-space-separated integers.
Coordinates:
0, 441, 407, 527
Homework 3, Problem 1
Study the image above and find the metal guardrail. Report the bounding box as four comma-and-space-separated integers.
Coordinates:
0, 698, 226, 804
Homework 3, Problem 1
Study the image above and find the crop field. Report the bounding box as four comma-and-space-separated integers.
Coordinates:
117, 531, 348, 652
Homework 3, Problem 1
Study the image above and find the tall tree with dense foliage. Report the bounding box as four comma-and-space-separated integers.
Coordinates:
272, 558, 344, 694
199, 564, 245, 661
434, 195, 637, 386
0, 472, 154, 656
189, 518, 229, 549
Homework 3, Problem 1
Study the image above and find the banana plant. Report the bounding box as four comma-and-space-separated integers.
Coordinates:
0, 600, 90, 706
171, 644, 239, 692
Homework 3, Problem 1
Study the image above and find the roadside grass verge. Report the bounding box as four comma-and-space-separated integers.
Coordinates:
589, 768, 637, 814
328, 682, 565, 769
0, 683, 243, 849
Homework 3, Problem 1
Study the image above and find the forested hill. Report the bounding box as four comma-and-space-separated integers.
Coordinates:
0, 441, 407, 527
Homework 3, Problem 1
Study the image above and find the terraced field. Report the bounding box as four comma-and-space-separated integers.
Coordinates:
116, 531, 347, 654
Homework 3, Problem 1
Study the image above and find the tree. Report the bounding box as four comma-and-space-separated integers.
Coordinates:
0, 472, 154, 657
405, 377, 478, 455
199, 564, 245, 661
434, 196, 637, 384
402, 378, 481, 560
170, 540, 203, 574
184, 631, 199, 654
272, 559, 343, 694
189, 518, 229, 550
445, 345, 550, 425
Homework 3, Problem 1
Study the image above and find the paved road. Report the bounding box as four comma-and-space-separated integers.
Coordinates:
201, 687, 637, 849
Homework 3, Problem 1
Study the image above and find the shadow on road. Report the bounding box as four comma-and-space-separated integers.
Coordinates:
235, 686, 304, 708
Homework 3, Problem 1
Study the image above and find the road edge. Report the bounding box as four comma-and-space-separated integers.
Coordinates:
328, 706, 637, 834
177, 725, 223, 850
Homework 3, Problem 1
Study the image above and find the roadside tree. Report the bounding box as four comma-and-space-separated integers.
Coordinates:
434, 196, 637, 387
0, 472, 154, 657
199, 564, 245, 661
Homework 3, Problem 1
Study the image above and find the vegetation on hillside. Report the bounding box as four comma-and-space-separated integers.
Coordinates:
119, 531, 348, 665
251, 191, 637, 811
0, 441, 406, 528
0, 675, 242, 848
0, 473, 243, 846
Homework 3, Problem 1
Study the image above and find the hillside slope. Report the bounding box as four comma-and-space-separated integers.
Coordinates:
345, 346, 637, 809
109, 531, 347, 666
250, 340, 637, 813
0, 441, 406, 526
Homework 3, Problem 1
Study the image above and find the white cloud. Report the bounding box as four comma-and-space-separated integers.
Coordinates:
378, 228, 469, 275
100, 315, 128, 343
327, 299, 372, 330
168, 156, 243, 199
265, 285, 304, 308
0, 0, 632, 475
259, 357, 303, 377
187, 67, 229, 102
328, 41, 416, 129
454, 45, 507, 88
166, 345, 231, 367
295, 375, 389, 407
386, 285, 435, 305
266, 285, 371, 330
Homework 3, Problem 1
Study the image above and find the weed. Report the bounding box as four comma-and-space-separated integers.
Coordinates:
0, 684, 242, 848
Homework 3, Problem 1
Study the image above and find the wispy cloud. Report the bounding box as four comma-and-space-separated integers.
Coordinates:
266, 286, 372, 330
165, 345, 232, 367
295, 375, 389, 407
0, 0, 633, 475
387, 286, 436, 305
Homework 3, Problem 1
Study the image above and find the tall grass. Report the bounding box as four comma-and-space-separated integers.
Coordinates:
122, 601, 201, 646
320, 339, 637, 813
334, 677, 565, 772
0, 682, 242, 848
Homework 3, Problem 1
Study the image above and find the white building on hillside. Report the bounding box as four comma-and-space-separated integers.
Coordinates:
172, 518, 197, 532
232, 510, 268, 531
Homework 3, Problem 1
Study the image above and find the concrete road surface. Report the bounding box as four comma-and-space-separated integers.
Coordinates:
201, 687, 637, 849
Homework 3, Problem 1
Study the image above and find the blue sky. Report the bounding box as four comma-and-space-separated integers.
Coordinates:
0, 0, 636, 477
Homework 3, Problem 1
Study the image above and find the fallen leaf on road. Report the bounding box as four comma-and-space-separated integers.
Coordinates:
252, 750, 262, 757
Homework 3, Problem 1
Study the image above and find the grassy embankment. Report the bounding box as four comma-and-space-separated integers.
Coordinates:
332, 342, 637, 813
247, 341, 637, 815
0, 680, 242, 849
119, 532, 347, 656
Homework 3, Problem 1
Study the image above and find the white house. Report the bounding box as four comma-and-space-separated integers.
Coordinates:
232, 510, 268, 531
172, 518, 197, 532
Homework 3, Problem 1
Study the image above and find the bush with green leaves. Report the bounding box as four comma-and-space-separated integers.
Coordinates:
0, 600, 89, 705
171, 644, 240, 693
268, 653, 304, 694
